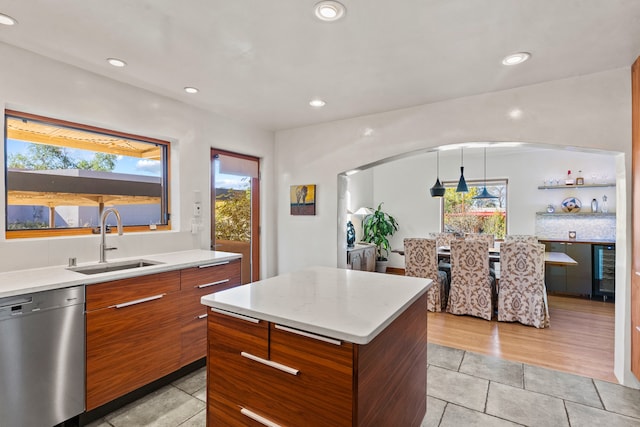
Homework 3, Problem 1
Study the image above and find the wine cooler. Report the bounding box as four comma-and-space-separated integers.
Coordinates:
593, 244, 615, 301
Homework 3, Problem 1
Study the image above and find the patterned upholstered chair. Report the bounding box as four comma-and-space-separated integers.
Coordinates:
428, 232, 456, 248
447, 239, 495, 320
504, 235, 538, 244
497, 241, 550, 328
428, 232, 456, 282
404, 238, 448, 312
465, 233, 495, 249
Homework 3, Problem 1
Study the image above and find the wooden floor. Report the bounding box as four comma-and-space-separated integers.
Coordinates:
427, 295, 617, 383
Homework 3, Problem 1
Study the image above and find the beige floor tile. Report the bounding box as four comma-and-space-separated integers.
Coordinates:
105, 385, 205, 427
486, 382, 568, 427
459, 351, 524, 388
566, 401, 640, 427
524, 364, 602, 408
440, 404, 522, 427
427, 365, 489, 411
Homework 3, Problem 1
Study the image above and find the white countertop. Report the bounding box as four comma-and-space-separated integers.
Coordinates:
201, 266, 431, 345
0, 249, 241, 299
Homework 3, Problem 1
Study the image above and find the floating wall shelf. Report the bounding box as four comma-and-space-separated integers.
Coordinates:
537, 183, 615, 190
536, 212, 616, 217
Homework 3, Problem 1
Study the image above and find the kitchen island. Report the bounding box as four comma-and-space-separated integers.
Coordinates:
201, 266, 431, 426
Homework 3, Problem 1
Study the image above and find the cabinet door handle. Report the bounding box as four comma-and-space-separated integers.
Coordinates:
240, 408, 282, 427
210, 307, 260, 323
636, 326, 640, 333
198, 261, 229, 269
274, 324, 342, 346
241, 351, 299, 376
196, 313, 208, 320
197, 279, 229, 288
111, 294, 165, 309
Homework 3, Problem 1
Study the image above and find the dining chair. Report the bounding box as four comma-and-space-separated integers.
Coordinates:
428, 232, 456, 282
447, 239, 495, 320
428, 232, 456, 248
504, 234, 538, 244
497, 241, 550, 328
464, 233, 495, 249
404, 238, 448, 312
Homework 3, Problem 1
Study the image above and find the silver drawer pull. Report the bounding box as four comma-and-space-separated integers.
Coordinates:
241, 352, 299, 376
197, 279, 230, 288
210, 307, 260, 323
111, 294, 165, 309
240, 408, 282, 427
637, 326, 640, 332
275, 324, 342, 346
196, 313, 208, 319
198, 261, 229, 268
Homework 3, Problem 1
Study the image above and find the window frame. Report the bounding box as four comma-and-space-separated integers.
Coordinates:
439, 178, 508, 238
4, 110, 171, 239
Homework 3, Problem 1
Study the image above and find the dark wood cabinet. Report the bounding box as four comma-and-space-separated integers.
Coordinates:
207, 293, 427, 426
86, 271, 182, 410
85, 258, 242, 411
180, 259, 241, 365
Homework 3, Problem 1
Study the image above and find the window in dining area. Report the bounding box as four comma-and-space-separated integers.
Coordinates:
4, 110, 170, 238
441, 179, 507, 239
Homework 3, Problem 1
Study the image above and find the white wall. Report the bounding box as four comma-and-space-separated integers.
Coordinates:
0, 42, 277, 279
275, 67, 637, 386
362, 147, 617, 269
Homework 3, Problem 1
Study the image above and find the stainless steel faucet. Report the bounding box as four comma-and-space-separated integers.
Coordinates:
99, 207, 123, 263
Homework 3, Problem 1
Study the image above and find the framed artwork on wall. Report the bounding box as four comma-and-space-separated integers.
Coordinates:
290, 184, 316, 215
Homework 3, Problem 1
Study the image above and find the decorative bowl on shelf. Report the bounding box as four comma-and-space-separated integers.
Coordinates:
561, 197, 582, 213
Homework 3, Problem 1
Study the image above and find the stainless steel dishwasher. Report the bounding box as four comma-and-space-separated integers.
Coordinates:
0, 286, 85, 427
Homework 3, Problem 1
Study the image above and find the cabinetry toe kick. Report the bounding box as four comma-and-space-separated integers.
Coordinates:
241, 351, 299, 375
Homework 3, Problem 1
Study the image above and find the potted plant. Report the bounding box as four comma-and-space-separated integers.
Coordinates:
362, 202, 399, 273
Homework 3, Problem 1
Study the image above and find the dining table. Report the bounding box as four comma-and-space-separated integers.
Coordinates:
391, 246, 578, 266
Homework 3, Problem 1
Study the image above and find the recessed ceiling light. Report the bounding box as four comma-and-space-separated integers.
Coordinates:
314, 1, 346, 21
106, 58, 127, 67
502, 52, 531, 66
309, 99, 326, 107
0, 13, 17, 26
184, 87, 199, 94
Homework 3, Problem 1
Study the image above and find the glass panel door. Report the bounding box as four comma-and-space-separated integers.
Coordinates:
211, 150, 259, 284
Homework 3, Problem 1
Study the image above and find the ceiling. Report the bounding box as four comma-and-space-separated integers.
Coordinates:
1, 0, 640, 131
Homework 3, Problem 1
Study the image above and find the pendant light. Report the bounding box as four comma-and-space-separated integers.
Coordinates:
473, 147, 499, 199
429, 151, 445, 197
456, 148, 468, 193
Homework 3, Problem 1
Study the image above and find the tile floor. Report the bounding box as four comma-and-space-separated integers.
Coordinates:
87, 344, 640, 427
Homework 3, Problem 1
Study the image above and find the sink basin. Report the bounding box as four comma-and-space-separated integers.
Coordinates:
68, 259, 164, 275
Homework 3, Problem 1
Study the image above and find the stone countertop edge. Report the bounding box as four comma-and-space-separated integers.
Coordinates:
201, 266, 432, 345
537, 237, 616, 244
0, 249, 242, 299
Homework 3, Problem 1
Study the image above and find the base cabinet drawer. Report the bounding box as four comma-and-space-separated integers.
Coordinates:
86, 286, 181, 410
180, 259, 241, 365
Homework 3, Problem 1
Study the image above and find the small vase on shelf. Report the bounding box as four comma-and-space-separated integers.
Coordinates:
576, 170, 584, 185
601, 195, 608, 213
565, 170, 574, 185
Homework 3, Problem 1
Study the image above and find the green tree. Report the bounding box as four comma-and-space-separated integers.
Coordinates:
8, 143, 117, 171
215, 189, 251, 242
76, 152, 117, 171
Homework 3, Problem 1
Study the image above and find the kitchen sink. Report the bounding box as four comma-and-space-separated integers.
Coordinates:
68, 259, 164, 275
